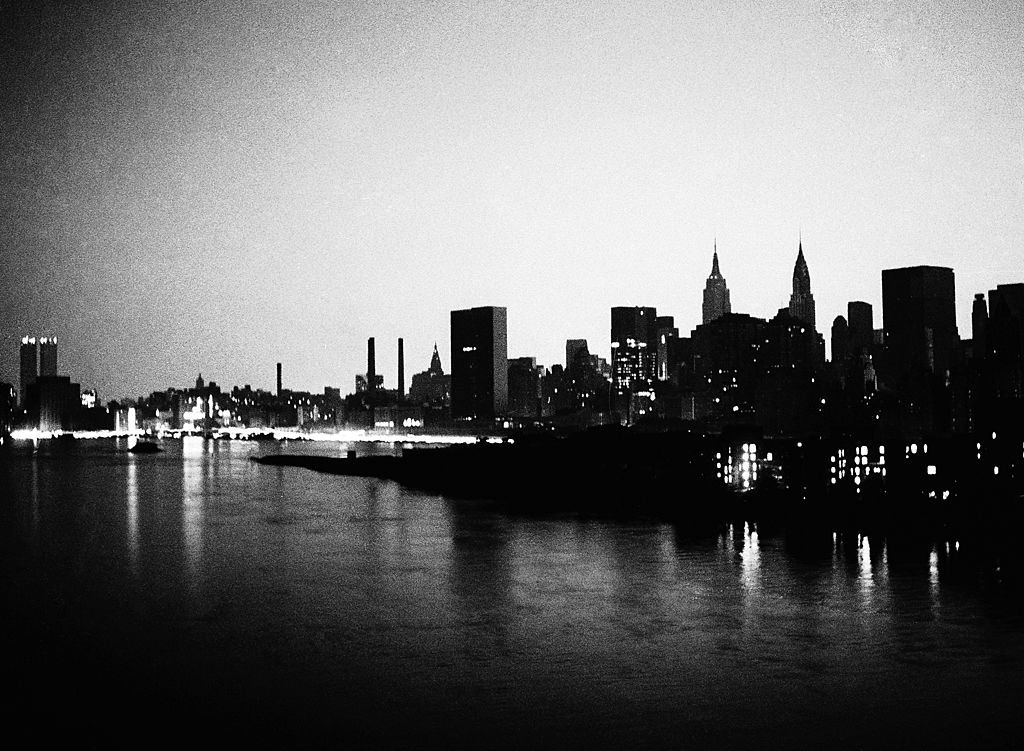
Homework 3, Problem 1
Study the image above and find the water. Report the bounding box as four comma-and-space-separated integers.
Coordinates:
1, 438, 1022, 748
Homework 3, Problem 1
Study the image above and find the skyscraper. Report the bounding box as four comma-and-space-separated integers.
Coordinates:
450, 306, 508, 420
610, 306, 657, 399
19, 336, 37, 406
39, 336, 58, 376
846, 301, 873, 355
882, 266, 958, 379
565, 339, 588, 369
788, 240, 816, 330
702, 244, 731, 325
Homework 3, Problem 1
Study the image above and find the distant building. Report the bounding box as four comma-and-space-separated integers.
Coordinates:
408, 344, 451, 408
19, 336, 37, 406
611, 306, 657, 419
788, 241, 816, 330
831, 316, 849, 366
450, 306, 508, 420
702, 245, 731, 325
882, 266, 958, 382
25, 375, 80, 432
655, 316, 678, 381
565, 339, 588, 370
0, 382, 14, 434
690, 312, 766, 427
881, 265, 958, 434
39, 336, 58, 377
847, 301, 873, 356
507, 357, 541, 419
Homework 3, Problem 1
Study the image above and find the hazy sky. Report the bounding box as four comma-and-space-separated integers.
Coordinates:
2, 0, 1022, 400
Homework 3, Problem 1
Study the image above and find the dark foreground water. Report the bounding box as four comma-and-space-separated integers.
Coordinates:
1, 438, 1022, 749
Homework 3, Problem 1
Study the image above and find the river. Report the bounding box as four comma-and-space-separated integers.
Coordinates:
1, 437, 1021, 748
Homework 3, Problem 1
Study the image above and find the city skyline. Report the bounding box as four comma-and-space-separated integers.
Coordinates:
3, 1, 1022, 400
1, 247, 1013, 402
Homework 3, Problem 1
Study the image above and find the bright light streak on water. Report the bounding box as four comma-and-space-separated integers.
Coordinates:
859, 534, 873, 591
740, 521, 760, 592
182, 436, 204, 586
127, 457, 139, 573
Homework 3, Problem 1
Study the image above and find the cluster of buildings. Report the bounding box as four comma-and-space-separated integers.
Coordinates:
4, 244, 1022, 443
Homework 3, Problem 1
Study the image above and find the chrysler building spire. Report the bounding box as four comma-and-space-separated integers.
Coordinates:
788, 239, 816, 330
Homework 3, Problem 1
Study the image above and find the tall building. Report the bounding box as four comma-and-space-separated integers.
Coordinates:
788, 240, 816, 330
450, 306, 508, 420
702, 244, 731, 325
39, 336, 58, 376
19, 336, 38, 406
831, 316, 850, 365
276, 362, 282, 396
565, 339, 588, 369
611, 306, 657, 398
847, 302, 873, 355
972, 293, 988, 354
882, 266, 958, 380
881, 266, 958, 434
655, 316, 678, 381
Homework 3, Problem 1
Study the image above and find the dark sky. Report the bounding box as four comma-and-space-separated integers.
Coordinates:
2, 0, 1022, 401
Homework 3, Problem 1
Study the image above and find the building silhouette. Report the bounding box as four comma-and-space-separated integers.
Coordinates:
19, 336, 37, 406
409, 343, 451, 408
508, 357, 541, 419
655, 316, 678, 381
611, 306, 657, 420
881, 265, 958, 434
788, 240, 816, 330
702, 244, 731, 325
39, 336, 57, 377
450, 306, 508, 420
847, 301, 873, 356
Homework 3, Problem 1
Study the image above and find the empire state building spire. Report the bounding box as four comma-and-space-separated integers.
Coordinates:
788, 239, 816, 330
702, 241, 732, 324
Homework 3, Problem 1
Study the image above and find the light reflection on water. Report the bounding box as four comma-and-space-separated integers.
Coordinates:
2, 438, 1022, 747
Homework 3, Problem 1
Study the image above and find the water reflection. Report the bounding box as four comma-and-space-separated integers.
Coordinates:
740, 521, 760, 593
127, 455, 139, 574
182, 436, 205, 587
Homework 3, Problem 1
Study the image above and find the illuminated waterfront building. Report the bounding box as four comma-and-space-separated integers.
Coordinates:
450, 306, 508, 420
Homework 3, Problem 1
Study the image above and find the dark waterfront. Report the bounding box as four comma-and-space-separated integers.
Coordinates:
2, 438, 1022, 748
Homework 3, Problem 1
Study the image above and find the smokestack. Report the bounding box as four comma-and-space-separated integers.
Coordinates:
367, 337, 376, 392
276, 362, 282, 396
398, 338, 405, 397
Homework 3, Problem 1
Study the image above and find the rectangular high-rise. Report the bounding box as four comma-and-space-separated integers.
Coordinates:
610, 307, 657, 397
19, 337, 38, 407
39, 336, 58, 377
846, 302, 873, 355
881, 266, 958, 380
450, 306, 507, 420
